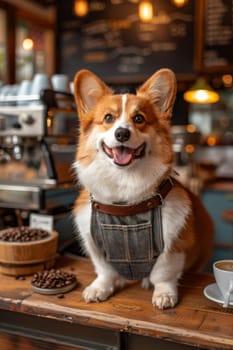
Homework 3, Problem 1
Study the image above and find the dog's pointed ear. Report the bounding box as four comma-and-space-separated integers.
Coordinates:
137, 69, 177, 119
73, 70, 112, 115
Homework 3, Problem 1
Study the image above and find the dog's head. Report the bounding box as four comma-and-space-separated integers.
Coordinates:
73, 69, 177, 199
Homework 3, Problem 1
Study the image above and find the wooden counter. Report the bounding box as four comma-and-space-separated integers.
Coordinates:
0, 255, 232, 350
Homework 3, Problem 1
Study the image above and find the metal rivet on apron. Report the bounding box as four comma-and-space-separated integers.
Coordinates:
147, 201, 153, 208
93, 203, 99, 209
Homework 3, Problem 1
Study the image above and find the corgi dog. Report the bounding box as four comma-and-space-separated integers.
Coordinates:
73, 68, 214, 309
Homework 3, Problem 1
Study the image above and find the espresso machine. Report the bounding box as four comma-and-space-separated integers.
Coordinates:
0, 88, 79, 232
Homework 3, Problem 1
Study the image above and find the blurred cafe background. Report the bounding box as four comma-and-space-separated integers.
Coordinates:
0, 0, 232, 268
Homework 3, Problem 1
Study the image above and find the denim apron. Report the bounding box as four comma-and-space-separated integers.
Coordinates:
91, 206, 164, 280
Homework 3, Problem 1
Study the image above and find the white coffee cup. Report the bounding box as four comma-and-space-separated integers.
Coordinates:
69, 81, 74, 95
18, 80, 32, 95
31, 73, 50, 95
213, 260, 233, 307
51, 74, 69, 92
17, 80, 32, 105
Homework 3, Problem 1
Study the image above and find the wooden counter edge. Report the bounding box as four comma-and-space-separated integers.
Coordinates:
19, 298, 233, 350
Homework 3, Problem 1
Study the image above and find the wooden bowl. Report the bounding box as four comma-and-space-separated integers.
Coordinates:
0, 229, 58, 276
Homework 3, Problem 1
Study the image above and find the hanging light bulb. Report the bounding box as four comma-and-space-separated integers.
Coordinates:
74, 0, 89, 17
22, 37, 34, 51
138, 1, 153, 22
183, 78, 220, 104
171, 0, 189, 7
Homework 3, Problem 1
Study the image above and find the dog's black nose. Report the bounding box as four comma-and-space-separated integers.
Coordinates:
115, 127, 130, 142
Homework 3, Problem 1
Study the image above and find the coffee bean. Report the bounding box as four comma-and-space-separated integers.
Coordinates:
0, 226, 49, 242
15, 275, 26, 280
57, 294, 64, 299
31, 269, 76, 290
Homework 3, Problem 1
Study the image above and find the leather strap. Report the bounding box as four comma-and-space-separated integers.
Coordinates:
91, 177, 173, 216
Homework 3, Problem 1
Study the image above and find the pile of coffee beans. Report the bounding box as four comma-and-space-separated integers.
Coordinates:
31, 269, 76, 289
0, 226, 49, 242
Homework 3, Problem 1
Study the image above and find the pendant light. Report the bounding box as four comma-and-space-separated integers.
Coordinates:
183, 78, 220, 104
22, 37, 34, 51
74, 0, 89, 17
171, 0, 189, 7
138, 1, 154, 22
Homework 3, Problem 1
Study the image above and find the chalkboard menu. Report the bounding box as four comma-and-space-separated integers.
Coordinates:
202, 0, 233, 71
57, 0, 195, 82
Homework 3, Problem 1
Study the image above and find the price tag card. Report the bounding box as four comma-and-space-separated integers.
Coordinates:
30, 213, 54, 231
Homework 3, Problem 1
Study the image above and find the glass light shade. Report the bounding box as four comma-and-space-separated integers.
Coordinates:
171, 0, 189, 7
139, 1, 153, 22
183, 78, 220, 104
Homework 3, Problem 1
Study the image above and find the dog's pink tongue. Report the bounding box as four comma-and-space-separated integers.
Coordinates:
112, 147, 133, 165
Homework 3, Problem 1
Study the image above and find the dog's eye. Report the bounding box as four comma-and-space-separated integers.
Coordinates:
104, 113, 115, 124
133, 114, 145, 124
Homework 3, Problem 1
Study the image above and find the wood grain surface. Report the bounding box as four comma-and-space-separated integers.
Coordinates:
0, 255, 232, 349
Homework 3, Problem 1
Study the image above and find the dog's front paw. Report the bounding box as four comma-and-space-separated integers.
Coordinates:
83, 278, 115, 303
152, 282, 178, 309
152, 292, 177, 309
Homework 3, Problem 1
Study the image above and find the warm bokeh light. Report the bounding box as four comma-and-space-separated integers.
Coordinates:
22, 38, 34, 50
47, 118, 52, 128
222, 74, 233, 87
74, 0, 89, 17
186, 124, 197, 133
171, 0, 189, 7
185, 144, 195, 153
138, 1, 153, 22
206, 136, 217, 146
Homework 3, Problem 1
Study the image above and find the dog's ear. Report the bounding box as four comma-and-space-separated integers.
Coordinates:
73, 70, 112, 115
137, 69, 177, 119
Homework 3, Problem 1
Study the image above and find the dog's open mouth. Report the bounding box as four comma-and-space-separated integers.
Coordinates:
102, 142, 146, 166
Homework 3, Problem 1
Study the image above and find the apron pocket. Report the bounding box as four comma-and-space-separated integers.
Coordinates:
100, 222, 154, 263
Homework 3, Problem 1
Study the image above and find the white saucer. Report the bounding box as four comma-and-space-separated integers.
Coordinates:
203, 283, 233, 307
